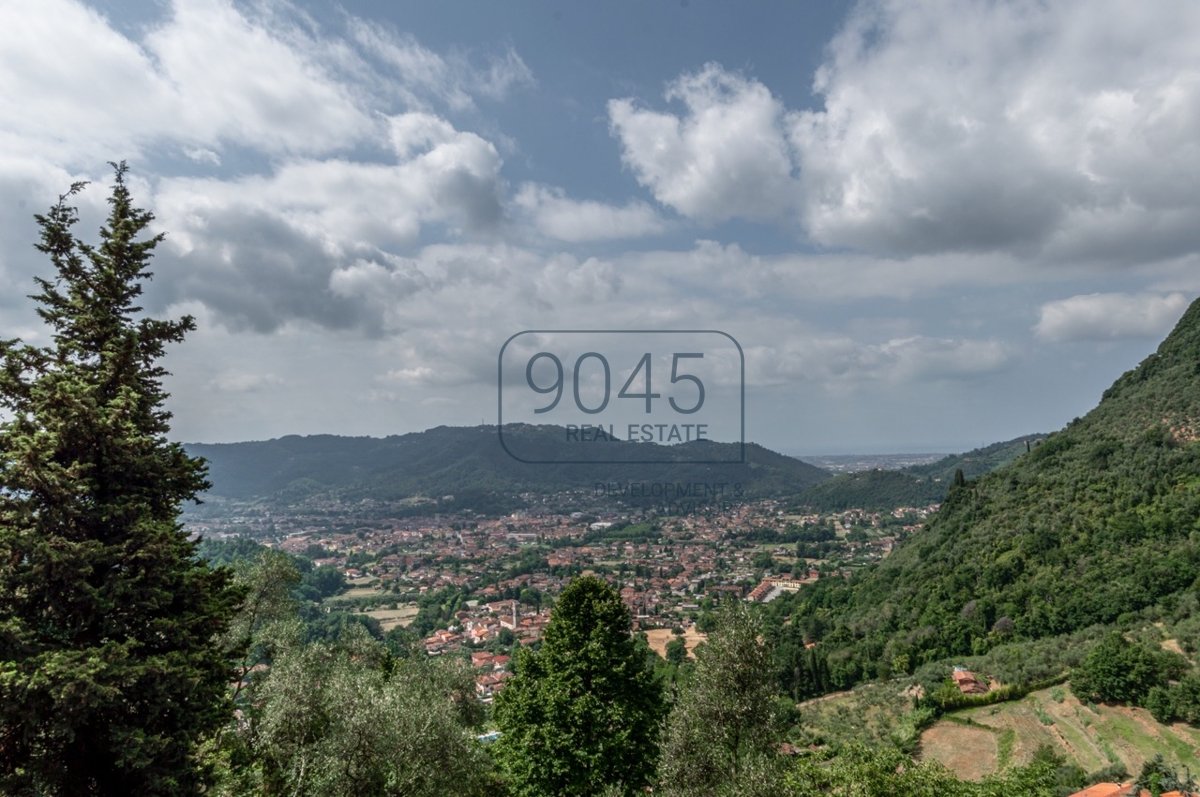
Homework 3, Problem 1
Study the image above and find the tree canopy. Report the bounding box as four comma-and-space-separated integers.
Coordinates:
0, 165, 242, 794
774, 297, 1200, 690
659, 602, 783, 797
493, 575, 664, 796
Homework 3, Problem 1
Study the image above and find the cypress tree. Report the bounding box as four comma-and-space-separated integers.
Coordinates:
0, 164, 242, 795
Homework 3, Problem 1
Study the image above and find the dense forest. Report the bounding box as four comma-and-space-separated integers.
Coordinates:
795, 434, 1047, 512
774, 297, 1200, 690
186, 425, 831, 509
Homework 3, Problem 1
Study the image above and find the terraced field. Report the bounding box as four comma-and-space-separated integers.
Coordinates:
920, 685, 1200, 779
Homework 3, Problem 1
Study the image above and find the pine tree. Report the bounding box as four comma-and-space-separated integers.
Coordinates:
493, 575, 664, 796
0, 164, 242, 795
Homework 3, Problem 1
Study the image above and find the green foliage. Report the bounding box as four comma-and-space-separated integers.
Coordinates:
796, 468, 945, 512
0, 167, 242, 794
198, 536, 268, 566
1136, 753, 1198, 795
216, 625, 491, 796
665, 636, 688, 666
1145, 671, 1200, 724
784, 743, 1065, 796
186, 426, 829, 507
658, 603, 784, 797
888, 705, 938, 753
796, 434, 1045, 512
923, 672, 1069, 713
298, 564, 347, 600
221, 550, 301, 702
780, 300, 1200, 690
996, 728, 1016, 769
1070, 632, 1184, 705
493, 575, 664, 796
907, 434, 1049, 484
751, 550, 776, 571
1088, 763, 1131, 785
409, 585, 468, 637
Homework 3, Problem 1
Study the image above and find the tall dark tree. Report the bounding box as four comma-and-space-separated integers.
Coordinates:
0, 165, 242, 795
493, 575, 664, 796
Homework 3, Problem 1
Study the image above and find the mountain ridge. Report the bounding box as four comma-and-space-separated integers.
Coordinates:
185, 423, 831, 507
795, 433, 1048, 511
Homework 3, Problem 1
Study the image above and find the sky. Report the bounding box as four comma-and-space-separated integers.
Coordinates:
2, 0, 1199, 455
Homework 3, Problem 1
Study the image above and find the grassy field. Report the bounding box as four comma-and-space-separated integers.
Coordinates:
326, 577, 386, 602
644, 626, 707, 660
920, 685, 1200, 779
359, 604, 419, 631
795, 679, 920, 750
321, 577, 418, 630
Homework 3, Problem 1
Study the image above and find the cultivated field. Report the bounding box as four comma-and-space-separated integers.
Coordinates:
644, 625, 707, 660
795, 679, 918, 750
920, 685, 1200, 779
360, 604, 419, 631
326, 577, 386, 602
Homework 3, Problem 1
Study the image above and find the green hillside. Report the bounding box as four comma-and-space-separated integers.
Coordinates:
186, 424, 830, 508
794, 468, 945, 512
782, 298, 1200, 688
907, 434, 1047, 482
795, 434, 1047, 512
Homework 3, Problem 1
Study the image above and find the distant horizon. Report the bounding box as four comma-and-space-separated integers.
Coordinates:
182, 421, 1008, 462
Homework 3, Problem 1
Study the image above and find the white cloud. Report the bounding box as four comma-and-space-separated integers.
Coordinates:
607, 4, 1200, 264
879, 336, 1013, 381
148, 112, 504, 331
792, 0, 1200, 259
6, 0, 1193, 452
608, 64, 798, 222
182, 146, 221, 166
1034, 292, 1191, 342
143, 0, 374, 156
748, 334, 1012, 386
514, 184, 666, 242
0, 0, 375, 165
0, 0, 535, 170
348, 19, 533, 111
0, 0, 173, 164
209, 371, 284, 392
473, 48, 536, 101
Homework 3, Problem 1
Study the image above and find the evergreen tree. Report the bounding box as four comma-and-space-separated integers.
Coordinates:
493, 575, 664, 796
0, 165, 242, 795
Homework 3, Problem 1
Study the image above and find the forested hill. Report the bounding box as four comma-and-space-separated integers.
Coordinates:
186, 424, 830, 507
787, 297, 1200, 687
795, 434, 1047, 511
908, 434, 1047, 482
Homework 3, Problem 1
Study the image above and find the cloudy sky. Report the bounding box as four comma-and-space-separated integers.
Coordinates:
2, 0, 1198, 454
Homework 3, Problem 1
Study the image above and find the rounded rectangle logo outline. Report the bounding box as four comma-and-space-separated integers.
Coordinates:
497, 329, 745, 464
